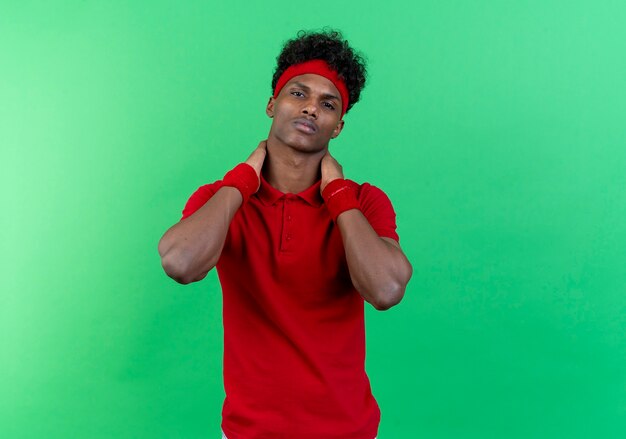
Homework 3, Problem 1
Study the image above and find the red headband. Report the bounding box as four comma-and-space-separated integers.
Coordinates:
273, 59, 349, 117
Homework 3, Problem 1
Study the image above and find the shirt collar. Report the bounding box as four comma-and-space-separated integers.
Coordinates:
256, 174, 323, 207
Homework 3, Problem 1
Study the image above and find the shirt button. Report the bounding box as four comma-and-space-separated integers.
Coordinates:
286, 234, 292, 241
287, 215, 292, 221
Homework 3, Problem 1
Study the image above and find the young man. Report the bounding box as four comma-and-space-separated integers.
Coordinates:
158, 30, 412, 439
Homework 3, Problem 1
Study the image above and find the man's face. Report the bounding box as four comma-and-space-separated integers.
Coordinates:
266, 73, 345, 154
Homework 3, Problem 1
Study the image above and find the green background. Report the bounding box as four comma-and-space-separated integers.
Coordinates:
2, 1, 625, 437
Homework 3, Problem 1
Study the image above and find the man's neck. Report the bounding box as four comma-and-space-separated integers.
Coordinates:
262, 138, 326, 194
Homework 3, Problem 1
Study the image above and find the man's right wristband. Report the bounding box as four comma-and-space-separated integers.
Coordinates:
222, 163, 259, 203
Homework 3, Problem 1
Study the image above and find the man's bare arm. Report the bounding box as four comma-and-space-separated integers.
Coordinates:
158, 141, 266, 284
321, 152, 412, 310
337, 211, 412, 310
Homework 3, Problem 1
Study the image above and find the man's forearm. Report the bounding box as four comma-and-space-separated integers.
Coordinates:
337, 209, 413, 310
159, 141, 267, 284
158, 186, 242, 284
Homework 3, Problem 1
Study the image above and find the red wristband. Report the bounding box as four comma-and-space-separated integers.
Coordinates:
321, 179, 360, 221
222, 163, 259, 203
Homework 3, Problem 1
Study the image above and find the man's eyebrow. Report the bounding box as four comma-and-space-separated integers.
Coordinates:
290, 82, 341, 102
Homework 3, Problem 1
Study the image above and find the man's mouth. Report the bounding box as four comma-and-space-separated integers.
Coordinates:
293, 118, 318, 134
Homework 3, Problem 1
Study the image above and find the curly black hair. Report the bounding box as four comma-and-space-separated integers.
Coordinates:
272, 29, 367, 114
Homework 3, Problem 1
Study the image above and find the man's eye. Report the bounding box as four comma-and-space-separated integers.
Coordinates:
291, 91, 304, 97
323, 102, 336, 110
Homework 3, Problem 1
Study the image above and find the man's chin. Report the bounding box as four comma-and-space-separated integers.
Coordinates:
291, 144, 326, 155
285, 137, 328, 154
269, 132, 329, 155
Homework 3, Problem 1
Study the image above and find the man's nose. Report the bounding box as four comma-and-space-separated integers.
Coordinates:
301, 100, 318, 119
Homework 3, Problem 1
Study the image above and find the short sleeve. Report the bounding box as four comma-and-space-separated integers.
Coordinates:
180, 181, 223, 220
356, 183, 400, 242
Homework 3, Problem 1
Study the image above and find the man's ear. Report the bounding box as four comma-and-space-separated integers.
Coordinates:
266, 96, 275, 118
331, 119, 345, 139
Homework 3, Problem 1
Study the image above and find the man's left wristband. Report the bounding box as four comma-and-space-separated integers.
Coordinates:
222, 163, 259, 203
322, 178, 360, 221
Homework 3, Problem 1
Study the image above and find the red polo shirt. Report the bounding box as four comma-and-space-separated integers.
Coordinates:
181, 174, 399, 439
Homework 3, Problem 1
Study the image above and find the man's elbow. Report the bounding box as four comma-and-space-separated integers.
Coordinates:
370, 282, 406, 311
160, 250, 213, 285
160, 255, 190, 284
371, 265, 412, 310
